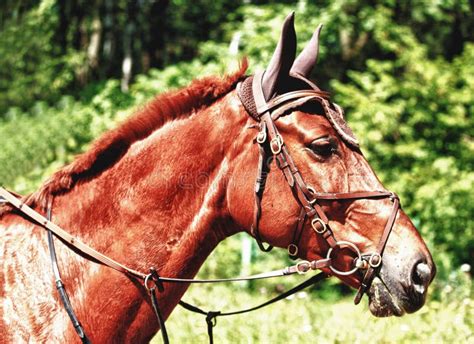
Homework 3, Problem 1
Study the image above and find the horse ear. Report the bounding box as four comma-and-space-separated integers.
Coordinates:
261, 12, 297, 100
290, 24, 323, 77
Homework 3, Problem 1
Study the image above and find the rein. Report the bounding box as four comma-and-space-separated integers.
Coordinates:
0, 71, 401, 343
0, 187, 329, 344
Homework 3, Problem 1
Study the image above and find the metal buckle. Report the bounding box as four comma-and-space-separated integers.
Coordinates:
311, 217, 327, 234
287, 244, 298, 257
270, 135, 283, 155
326, 241, 362, 276
144, 274, 153, 292
144, 268, 164, 292
296, 260, 311, 274
256, 129, 267, 144
307, 186, 317, 204
368, 252, 382, 268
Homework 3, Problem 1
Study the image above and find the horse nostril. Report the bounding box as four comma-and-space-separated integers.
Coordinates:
411, 262, 431, 294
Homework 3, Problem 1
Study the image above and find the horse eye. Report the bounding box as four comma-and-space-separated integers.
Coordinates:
309, 137, 337, 157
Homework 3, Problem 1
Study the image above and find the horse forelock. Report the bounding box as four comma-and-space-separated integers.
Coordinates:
24, 60, 248, 210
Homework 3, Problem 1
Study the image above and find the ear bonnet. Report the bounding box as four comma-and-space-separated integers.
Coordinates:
237, 13, 359, 148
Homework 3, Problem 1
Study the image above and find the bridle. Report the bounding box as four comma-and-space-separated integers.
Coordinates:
237, 70, 401, 304
0, 71, 401, 343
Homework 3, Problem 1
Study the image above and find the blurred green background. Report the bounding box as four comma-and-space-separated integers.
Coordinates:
1, 0, 472, 342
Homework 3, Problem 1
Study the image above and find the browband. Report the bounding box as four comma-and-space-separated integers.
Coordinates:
238, 71, 359, 148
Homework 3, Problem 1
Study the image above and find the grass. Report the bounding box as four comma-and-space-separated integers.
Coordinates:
152, 235, 473, 343
152, 279, 473, 343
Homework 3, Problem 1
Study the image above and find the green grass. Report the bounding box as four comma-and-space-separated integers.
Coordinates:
152, 235, 473, 343
153, 280, 473, 343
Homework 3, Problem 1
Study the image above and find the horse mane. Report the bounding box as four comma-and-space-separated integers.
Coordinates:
25, 60, 248, 209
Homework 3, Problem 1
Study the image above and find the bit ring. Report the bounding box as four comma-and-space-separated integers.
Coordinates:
326, 241, 362, 276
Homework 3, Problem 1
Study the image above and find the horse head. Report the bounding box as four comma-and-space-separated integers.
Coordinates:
227, 13, 435, 317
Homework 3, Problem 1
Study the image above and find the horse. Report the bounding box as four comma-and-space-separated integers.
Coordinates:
0, 13, 435, 343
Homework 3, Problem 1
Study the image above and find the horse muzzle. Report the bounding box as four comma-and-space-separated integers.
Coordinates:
367, 255, 436, 317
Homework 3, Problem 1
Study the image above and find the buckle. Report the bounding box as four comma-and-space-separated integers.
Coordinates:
386, 191, 399, 203
311, 217, 327, 234
354, 257, 368, 269
287, 244, 298, 257
256, 129, 267, 144
307, 186, 317, 204
368, 252, 382, 268
270, 135, 283, 154
296, 260, 311, 274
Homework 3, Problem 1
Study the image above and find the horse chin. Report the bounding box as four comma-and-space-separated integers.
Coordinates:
367, 276, 405, 317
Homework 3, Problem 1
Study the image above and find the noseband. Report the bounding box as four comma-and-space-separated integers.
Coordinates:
237, 71, 400, 303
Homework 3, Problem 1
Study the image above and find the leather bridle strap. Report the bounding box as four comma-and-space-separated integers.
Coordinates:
46, 199, 91, 344
262, 111, 339, 250
179, 272, 328, 344
312, 191, 394, 200
248, 71, 339, 252
0, 186, 147, 280
288, 207, 306, 259
242, 71, 401, 301
354, 194, 400, 304
251, 125, 273, 252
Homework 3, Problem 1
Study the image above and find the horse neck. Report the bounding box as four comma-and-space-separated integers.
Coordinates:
48, 91, 249, 341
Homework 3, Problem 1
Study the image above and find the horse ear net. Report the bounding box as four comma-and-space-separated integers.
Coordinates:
290, 24, 323, 78
262, 12, 297, 100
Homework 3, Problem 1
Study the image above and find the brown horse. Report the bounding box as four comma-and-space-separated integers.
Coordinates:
1, 14, 435, 343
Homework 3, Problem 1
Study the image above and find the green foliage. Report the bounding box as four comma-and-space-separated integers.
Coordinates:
0, 96, 91, 192
0, 0, 79, 114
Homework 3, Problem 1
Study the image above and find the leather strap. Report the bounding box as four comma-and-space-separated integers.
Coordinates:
288, 207, 306, 259
251, 123, 273, 252
146, 268, 170, 344
354, 195, 399, 304
0, 186, 331, 283
240, 71, 400, 302
312, 191, 393, 200
0, 186, 147, 280
260, 90, 329, 116
178, 272, 328, 344
46, 199, 90, 344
